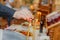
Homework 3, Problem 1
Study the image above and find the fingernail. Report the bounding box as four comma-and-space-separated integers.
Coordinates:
29, 19, 32, 22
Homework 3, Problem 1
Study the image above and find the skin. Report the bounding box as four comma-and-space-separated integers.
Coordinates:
4, 0, 34, 22
13, 10, 34, 22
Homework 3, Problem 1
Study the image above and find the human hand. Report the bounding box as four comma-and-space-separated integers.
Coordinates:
13, 10, 34, 22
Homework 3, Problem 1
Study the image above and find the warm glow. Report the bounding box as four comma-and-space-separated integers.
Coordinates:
35, 19, 38, 22
30, 5, 34, 10
37, 12, 41, 15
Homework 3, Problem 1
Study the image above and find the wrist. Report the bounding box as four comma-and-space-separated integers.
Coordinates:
13, 11, 17, 18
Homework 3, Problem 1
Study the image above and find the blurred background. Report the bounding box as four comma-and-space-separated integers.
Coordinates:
0, 0, 60, 40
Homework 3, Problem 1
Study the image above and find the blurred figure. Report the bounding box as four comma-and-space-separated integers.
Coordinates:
0, 29, 26, 40
40, 16, 45, 33
4, 0, 14, 8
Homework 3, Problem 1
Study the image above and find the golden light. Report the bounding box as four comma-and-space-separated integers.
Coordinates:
37, 11, 41, 15
30, 5, 34, 10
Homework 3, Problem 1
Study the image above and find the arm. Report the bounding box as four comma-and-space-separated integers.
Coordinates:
0, 3, 15, 17
0, 3, 16, 26
0, 3, 34, 24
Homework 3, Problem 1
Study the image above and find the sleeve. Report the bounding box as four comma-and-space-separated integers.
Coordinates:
0, 3, 16, 17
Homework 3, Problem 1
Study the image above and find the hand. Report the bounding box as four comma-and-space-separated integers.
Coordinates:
13, 10, 34, 22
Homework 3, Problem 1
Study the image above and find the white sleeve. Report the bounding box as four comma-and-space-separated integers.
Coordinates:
0, 29, 3, 40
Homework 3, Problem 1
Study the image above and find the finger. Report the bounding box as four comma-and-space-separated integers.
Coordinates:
26, 18, 33, 22
23, 11, 34, 21
21, 9, 30, 19
19, 8, 34, 19
30, 13, 34, 19
19, 14, 26, 20
20, 11, 30, 20
26, 11, 32, 18
27, 11, 34, 19
28, 19, 32, 22
22, 9, 33, 19
18, 11, 27, 20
